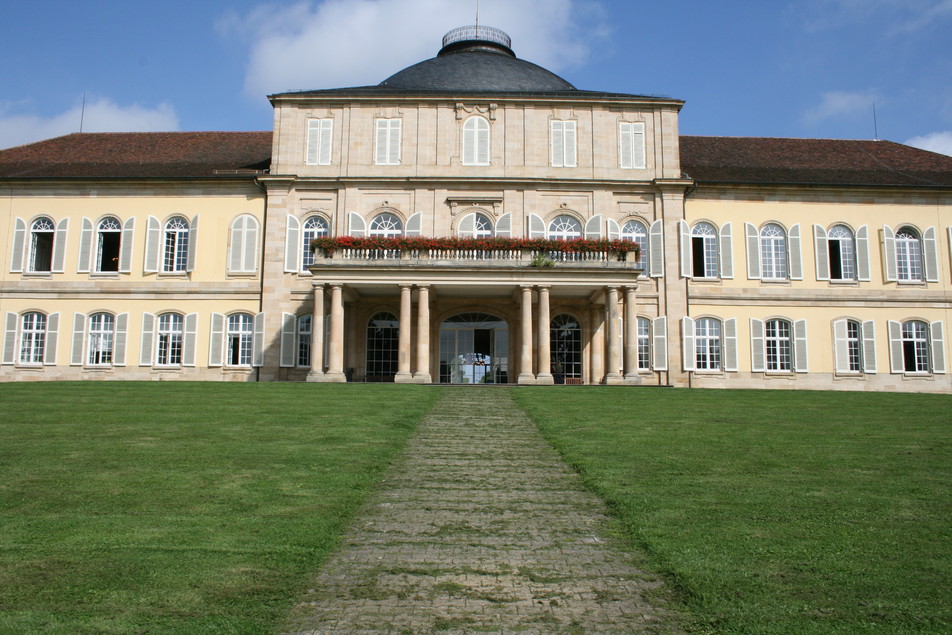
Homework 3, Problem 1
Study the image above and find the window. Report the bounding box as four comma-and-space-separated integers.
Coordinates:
691, 222, 718, 278
29, 217, 55, 273
889, 319, 945, 374
695, 318, 722, 370
895, 226, 923, 282
87, 312, 115, 366
550, 120, 577, 167
375, 118, 401, 165
96, 217, 122, 272
548, 215, 582, 241
19, 312, 47, 364
765, 319, 792, 371
306, 118, 333, 165
162, 216, 190, 273
301, 216, 329, 269
550, 314, 582, 381
637, 317, 651, 370
226, 313, 254, 367
156, 313, 184, 366
619, 121, 646, 169
622, 220, 648, 271
456, 212, 495, 238
366, 312, 399, 380
462, 116, 490, 166
902, 321, 930, 372
228, 215, 259, 273
368, 213, 403, 237
760, 224, 788, 280
827, 225, 855, 281
297, 314, 312, 368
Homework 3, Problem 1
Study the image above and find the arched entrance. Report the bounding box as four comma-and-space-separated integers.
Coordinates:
439, 313, 509, 384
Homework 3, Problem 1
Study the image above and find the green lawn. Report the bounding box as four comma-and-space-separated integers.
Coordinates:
0, 382, 442, 634
512, 387, 952, 635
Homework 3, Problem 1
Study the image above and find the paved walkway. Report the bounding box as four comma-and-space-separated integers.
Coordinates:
285, 387, 682, 634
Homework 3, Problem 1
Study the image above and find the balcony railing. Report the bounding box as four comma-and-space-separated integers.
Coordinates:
314, 247, 638, 268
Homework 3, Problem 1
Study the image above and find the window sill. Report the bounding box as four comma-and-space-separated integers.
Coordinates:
763, 371, 795, 378
690, 277, 721, 285
90, 272, 120, 279
157, 272, 189, 279
22, 271, 53, 278
14, 364, 45, 370
833, 371, 866, 379
897, 281, 927, 287
694, 369, 725, 375
901, 372, 934, 380
226, 272, 258, 279
760, 278, 791, 286
828, 279, 859, 286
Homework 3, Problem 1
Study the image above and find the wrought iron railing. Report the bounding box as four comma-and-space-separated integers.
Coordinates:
442, 25, 511, 49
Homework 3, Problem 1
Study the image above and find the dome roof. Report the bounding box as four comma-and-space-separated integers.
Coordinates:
379, 26, 576, 92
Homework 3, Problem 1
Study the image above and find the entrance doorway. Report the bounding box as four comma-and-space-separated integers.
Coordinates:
439, 313, 509, 384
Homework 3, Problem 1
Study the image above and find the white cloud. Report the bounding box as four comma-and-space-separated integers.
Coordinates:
804, 90, 880, 125
796, 0, 952, 33
219, 0, 607, 97
905, 131, 952, 156
0, 97, 179, 150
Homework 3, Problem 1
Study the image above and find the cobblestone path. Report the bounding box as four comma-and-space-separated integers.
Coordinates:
285, 387, 682, 634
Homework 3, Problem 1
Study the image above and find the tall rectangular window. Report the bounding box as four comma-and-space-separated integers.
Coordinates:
306, 119, 333, 165
550, 120, 577, 167
619, 121, 646, 169
765, 319, 792, 371
375, 119, 401, 165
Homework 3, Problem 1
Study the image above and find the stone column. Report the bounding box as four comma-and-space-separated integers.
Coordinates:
323, 284, 346, 382
624, 285, 640, 382
517, 285, 535, 384
306, 284, 325, 381
535, 285, 553, 384
395, 284, 414, 383
413, 285, 432, 384
605, 286, 623, 384
590, 305, 605, 385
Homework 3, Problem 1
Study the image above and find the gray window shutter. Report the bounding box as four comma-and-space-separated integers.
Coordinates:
319, 119, 333, 165
252, 312, 265, 367
495, 212, 511, 237
375, 119, 388, 165
78, 217, 93, 273
551, 120, 564, 167
280, 313, 296, 368
679, 220, 691, 278
457, 213, 476, 238
631, 124, 646, 169
832, 319, 849, 373
789, 224, 803, 280
242, 218, 259, 273
209, 313, 224, 367
652, 316, 667, 371
856, 225, 871, 281
388, 120, 401, 165
882, 225, 897, 282
923, 226, 939, 283
306, 120, 320, 165
584, 214, 602, 240
477, 121, 490, 165
405, 211, 422, 237
71, 313, 86, 366
528, 213, 546, 239
723, 318, 738, 372
793, 319, 808, 373
119, 218, 135, 273
887, 320, 903, 373
3, 313, 17, 365
182, 313, 198, 367
719, 222, 733, 279
606, 218, 620, 241
564, 121, 577, 167
228, 219, 243, 273
348, 212, 366, 237
619, 122, 632, 169
10, 217, 26, 273
681, 316, 696, 371
144, 216, 161, 273
114, 313, 128, 367
862, 320, 876, 374
44, 313, 59, 366
930, 321, 946, 374
140, 313, 156, 366
284, 214, 301, 273
52, 218, 69, 273
745, 223, 761, 280
186, 215, 199, 272
814, 224, 829, 281
649, 219, 664, 278
750, 318, 765, 372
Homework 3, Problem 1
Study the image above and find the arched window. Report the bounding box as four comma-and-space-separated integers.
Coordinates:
297, 314, 312, 368
637, 317, 651, 370
228, 215, 260, 274
827, 225, 855, 281
550, 314, 582, 382
462, 116, 490, 166
368, 213, 403, 238
19, 312, 47, 364
156, 313, 184, 366
691, 222, 718, 278
456, 212, 495, 238
901, 320, 930, 373
226, 313, 254, 367
765, 318, 792, 371
163, 216, 190, 273
695, 317, 722, 370
301, 216, 329, 269
621, 220, 648, 271
895, 226, 923, 282
548, 215, 582, 241
87, 312, 115, 366
29, 217, 55, 273
96, 217, 122, 272
760, 224, 788, 280
366, 312, 399, 380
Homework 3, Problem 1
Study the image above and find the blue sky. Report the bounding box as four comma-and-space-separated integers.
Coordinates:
2, 0, 951, 154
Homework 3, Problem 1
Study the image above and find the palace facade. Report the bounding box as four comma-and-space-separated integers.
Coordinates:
2, 27, 950, 391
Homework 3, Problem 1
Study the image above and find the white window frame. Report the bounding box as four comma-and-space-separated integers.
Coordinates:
895, 226, 924, 282
162, 216, 190, 273
368, 212, 403, 238
301, 215, 329, 270
228, 215, 260, 274
619, 121, 646, 169
462, 116, 490, 166
86, 312, 115, 366
226, 313, 255, 367
550, 120, 577, 168
621, 219, 648, 275
156, 313, 184, 367
695, 317, 722, 371
19, 312, 47, 365
636, 316, 651, 371
760, 224, 788, 280
374, 118, 401, 166
306, 118, 333, 166
547, 215, 582, 241
28, 217, 56, 273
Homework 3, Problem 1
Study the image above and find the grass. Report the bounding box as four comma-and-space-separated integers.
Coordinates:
511, 387, 952, 635
0, 382, 442, 634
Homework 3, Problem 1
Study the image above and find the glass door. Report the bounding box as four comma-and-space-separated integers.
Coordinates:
439, 313, 508, 384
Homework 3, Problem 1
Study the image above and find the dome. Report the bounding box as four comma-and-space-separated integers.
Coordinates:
379, 26, 576, 92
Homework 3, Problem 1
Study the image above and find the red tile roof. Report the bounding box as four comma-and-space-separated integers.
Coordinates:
680, 136, 952, 188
